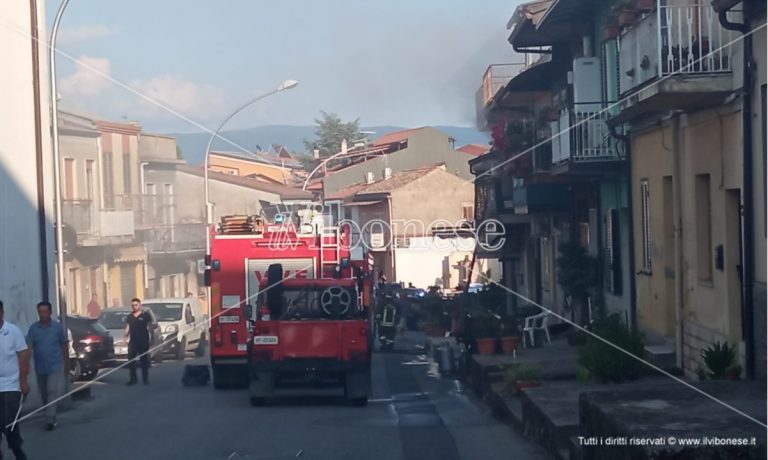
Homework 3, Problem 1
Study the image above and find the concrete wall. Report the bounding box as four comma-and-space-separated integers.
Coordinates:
632, 127, 676, 339
324, 128, 475, 194
750, 11, 767, 381
100, 130, 141, 201
0, 0, 55, 328
632, 104, 747, 376
139, 134, 178, 161
389, 168, 474, 234
172, 170, 282, 223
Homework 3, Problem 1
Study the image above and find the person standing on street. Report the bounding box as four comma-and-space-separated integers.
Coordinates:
125, 298, 153, 385
26, 301, 68, 431
86, 294, 102, 319
0, 300, 30, 460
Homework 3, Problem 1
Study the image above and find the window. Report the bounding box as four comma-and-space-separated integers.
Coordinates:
64, 158, 75, 200
605, 208, 622, 295
103, 151, 114, 208
695, 174, 713, 282
462, 203, 474, 221
123, 153, 132, 196
640, 179, 652, 273
85, 160, 94, 201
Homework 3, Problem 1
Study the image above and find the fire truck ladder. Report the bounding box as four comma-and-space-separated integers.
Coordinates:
319, 226, 341, 274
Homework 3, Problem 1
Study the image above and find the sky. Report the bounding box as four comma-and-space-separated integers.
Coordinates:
47, 0, 524, 133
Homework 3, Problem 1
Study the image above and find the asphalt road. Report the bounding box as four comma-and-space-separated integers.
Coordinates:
15, 333, 545, 460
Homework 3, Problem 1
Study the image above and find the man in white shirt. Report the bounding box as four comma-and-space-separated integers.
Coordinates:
0, 299, 30, 460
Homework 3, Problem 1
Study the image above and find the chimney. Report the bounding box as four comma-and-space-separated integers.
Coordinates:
341, 139, 348, 154
365, 172, 375, 184
383, 167, 392, 180
313, 149, 320, 160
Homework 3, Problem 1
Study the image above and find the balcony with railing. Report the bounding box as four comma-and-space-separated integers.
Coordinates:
476, 63, 526, 130
139, 222, 206, 254
549, 103, 625, 175
63, 198, 134, 245
614, 0, 739, 122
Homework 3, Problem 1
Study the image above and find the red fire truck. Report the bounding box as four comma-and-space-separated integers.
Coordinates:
206, 213, 373, 398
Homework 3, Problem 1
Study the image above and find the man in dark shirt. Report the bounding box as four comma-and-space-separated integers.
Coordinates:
124, 298, 153, 385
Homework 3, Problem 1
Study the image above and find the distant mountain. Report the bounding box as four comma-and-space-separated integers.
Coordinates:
168, 125, 489, 166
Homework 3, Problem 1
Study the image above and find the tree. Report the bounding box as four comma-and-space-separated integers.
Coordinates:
302, 111, 361, 171
176, 144, 184, 160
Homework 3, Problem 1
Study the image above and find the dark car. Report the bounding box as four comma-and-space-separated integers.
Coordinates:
402, 288, 427, 300
67, 315, 116, 380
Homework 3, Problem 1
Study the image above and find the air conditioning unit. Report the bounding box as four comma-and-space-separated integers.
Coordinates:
572, 57, 602, 113
365, 172, 375, 184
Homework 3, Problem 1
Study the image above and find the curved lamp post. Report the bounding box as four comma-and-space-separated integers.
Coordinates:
50, 0, 71, 331
204, 80, 298, 258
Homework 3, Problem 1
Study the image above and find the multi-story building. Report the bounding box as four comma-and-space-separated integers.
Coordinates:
328, 164, 499, 288
208, 148, 304, 184
321, 127, 478, 196
473, 0, 766, 379
473, 1, 630, 326
0, 0, 55, 325
139, 135, 313, 304
608, 0, 766, 378
59, 111, 148, 311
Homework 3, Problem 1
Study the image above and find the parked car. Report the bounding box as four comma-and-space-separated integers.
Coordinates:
142, 298, 207, 360
67, 328, 79, 383
98, 308, 164, 363
467, 283, 485, 294
67, 316, 116, 381
403, 288, 427, 300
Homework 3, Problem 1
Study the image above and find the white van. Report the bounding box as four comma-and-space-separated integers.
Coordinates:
142, 298, 207, 360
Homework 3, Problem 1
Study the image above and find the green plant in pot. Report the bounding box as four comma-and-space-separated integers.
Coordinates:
504, 364, 543, 395
472, 314, 499, 355
578, 313, 645, 383
556, 241, 598, 327
499, 316, 521, 355
701, 341, 737, 380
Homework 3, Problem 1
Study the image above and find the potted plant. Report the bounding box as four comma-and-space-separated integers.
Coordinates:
618, 7, 637, 27
701, 341, 737, 380
577, 313, 645, 383
604, 25, 620, 39
505, 364, 542, 394
499, 316, 521, 355
473, 315, 499, 355
636, 0, 654, 12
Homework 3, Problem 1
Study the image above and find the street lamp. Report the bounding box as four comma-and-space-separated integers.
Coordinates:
203, 80, 299, 258
301, 131, 376, 192
50, 0, 71, 332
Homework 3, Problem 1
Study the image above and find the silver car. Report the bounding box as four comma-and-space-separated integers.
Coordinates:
98, 308, 164, 363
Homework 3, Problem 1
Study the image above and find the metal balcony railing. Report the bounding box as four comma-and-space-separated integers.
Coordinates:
550, 104, 622, 163
141, 223, 207, 254
658, 1, 735, 76
620, 0, 738, 93
62, 200, 92, 234
480, 64, 526, 106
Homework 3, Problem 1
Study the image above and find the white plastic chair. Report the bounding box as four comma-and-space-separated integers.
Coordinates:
523, 311, 551, 348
